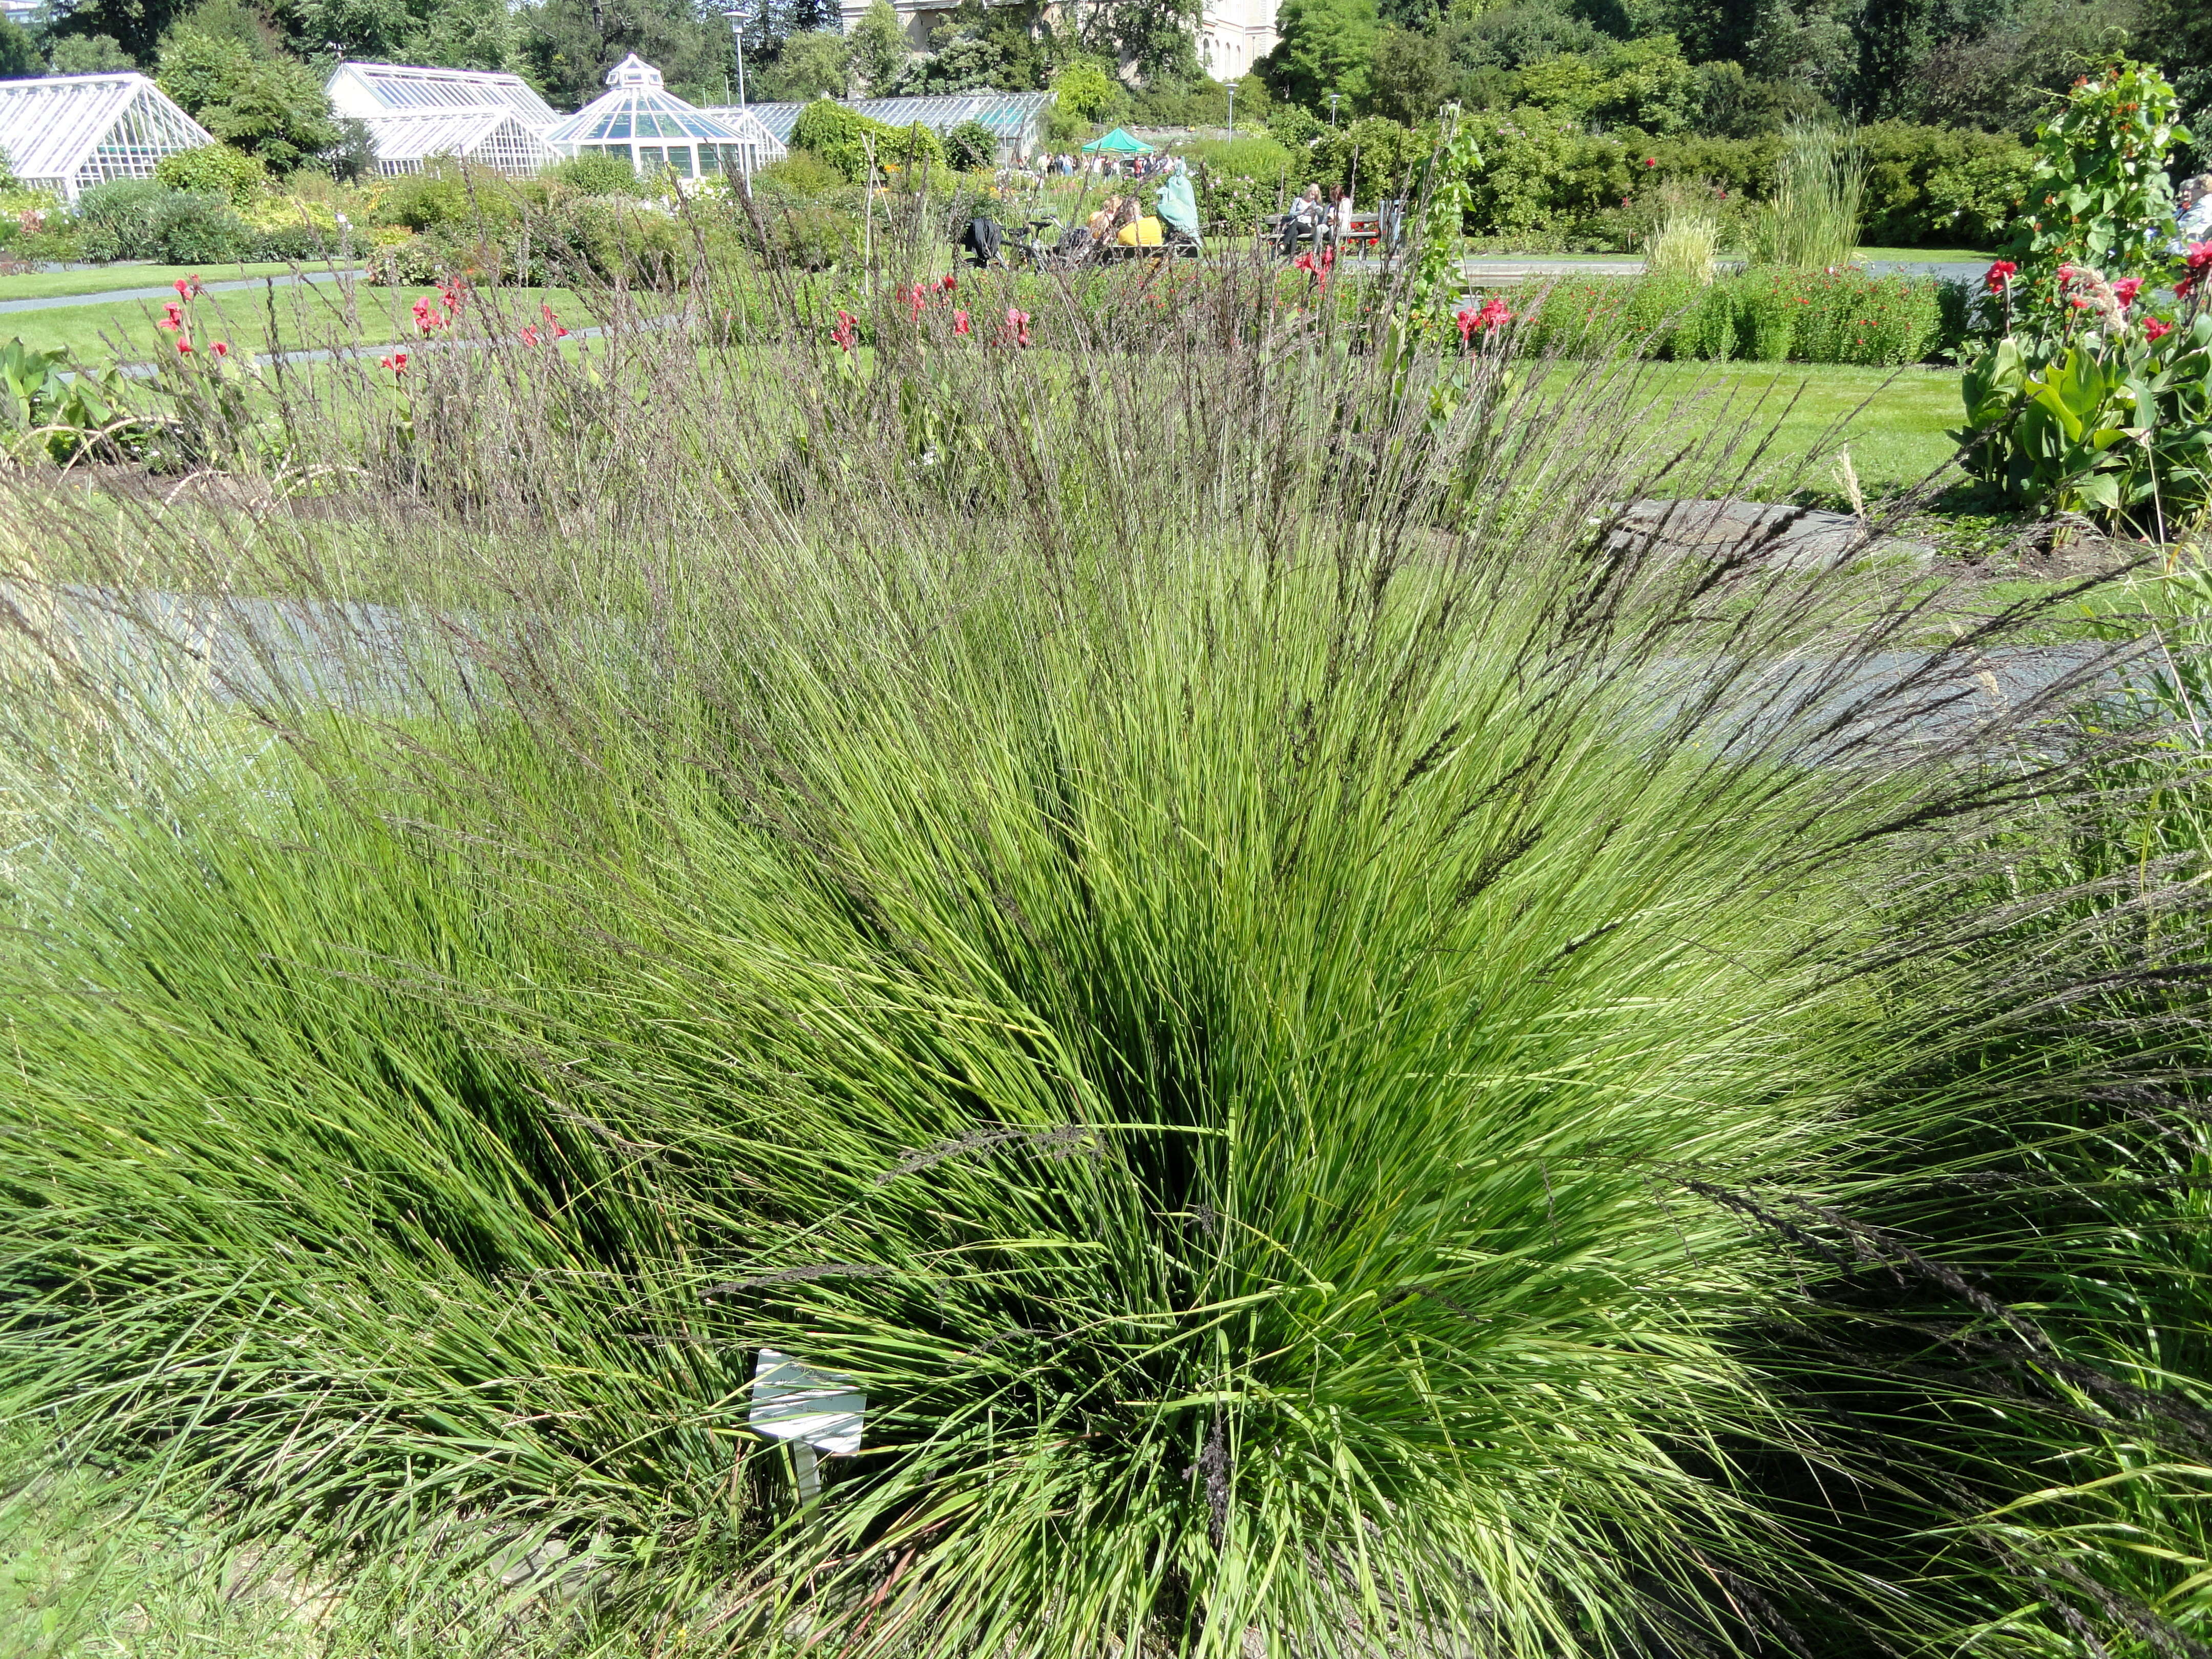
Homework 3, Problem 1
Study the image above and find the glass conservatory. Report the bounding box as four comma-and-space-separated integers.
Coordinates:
542, 55, 785, 181
0, 74, 213, 203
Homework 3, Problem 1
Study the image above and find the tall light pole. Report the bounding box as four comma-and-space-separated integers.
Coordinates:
1328, 92, 1339, 128
724, 3, 749, 105
1225, 77, 1238, 138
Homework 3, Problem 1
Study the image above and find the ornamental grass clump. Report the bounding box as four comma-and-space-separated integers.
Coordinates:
1751, 119, 1866, 272
0, 229, 2148, 1656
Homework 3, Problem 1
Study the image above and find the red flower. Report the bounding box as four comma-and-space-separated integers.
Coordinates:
1005, 306, 1031, 348
519, 325, 541, 347
2113, 276, 2141, 307
953, 309, 970, 335
174, 273, 203, 297
176, 338, 193, 354
1983, 260, 2016, 294
210, 340, 228, 357
1454, 306, 1478, 343
377, 350, 409, 373
831, 309, 858, 351
939, 272, 956, 292
412, 296, 446, 333
2145, 316, 2173, 341
1644, 156, 1656, 167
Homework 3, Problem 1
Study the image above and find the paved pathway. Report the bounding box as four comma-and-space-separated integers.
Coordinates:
1455, 257, 1986, 282
0, 269, 349, 316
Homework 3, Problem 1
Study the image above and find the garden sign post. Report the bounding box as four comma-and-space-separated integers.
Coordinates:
750, 1349, 866, 1506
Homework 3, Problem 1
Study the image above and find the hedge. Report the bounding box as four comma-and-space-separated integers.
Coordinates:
1514, 266, 1961, 364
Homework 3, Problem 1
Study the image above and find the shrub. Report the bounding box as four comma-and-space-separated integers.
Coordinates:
72, 180, 253, 264
752, 151, 845, 196
1512, 267, 1946, 363
791, 99, 945, 182
543, 153, 646, 197
944, 119, 997, 173
372, 160, 521, 236
1789, 266, 1944, 365
241, 194, 345, 260
154, 142, 271, 208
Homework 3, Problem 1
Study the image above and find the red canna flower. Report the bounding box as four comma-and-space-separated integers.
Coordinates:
1983, 260, 2016, 294
832, 310, 858, 351
2113, 276, 2141, 307
1644, 156, 1656, 167
1005, 306, 1031, 348
939, 272, 956, 292
175, 339, 192, 354
519, 325, 540, 346
210, 340, 228, 356
953, 309, 970, 335
2145, 316, 2173, 341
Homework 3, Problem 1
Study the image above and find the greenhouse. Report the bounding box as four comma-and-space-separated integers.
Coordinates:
543, 56, 785, 182
739, 91, 1053, 162
326, 62, 561, 178
0, 73, 213, 204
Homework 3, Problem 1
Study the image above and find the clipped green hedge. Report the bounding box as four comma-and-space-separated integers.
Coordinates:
1515, 265, 1960, 365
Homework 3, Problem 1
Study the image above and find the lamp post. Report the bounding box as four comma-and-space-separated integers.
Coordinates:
1328, 92, 1339, 128
1225, 78, 1238, 138
724, 3, 749, 105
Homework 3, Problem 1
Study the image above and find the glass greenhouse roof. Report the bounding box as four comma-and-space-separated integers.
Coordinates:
327, 61, 557, 126
542, 55, 755, 147
736, 91, 1053, 147
0, 74, 212, 201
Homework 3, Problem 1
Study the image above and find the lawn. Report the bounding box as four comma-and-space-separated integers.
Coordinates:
1, 282, 593, 366
0, 260, 349, 303
1540, 358, 1966, 498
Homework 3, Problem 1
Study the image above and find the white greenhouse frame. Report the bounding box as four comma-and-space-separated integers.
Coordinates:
543, 55, 785, 183
326, 62, 559, 128
0, 74, 214, 204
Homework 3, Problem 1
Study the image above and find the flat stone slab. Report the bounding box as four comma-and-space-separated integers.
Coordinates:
1609, 498, 1937, 573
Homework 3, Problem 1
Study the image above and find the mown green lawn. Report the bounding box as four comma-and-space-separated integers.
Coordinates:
0, 261, 348, 303
1540, 358, 1967, 498
1, 283, 590, 366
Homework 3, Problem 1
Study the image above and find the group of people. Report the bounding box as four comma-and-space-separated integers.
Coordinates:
1030, 151, 1164, 180
1275, 183, 1398, 257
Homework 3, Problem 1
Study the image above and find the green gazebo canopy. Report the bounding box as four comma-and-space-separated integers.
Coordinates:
1081, 127, 1155, 155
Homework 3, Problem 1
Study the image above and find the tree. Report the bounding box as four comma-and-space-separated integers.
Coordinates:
516, 0, 736, 112
1263, 0, 1377, 110
0, 13, 40, 76
156, 21, 341, 171
755, 27, 848, 98
295, 0, 513, 70
49, 32, 135, 69
1067, 0, 1202, 84
1051, 56, 1121, 122
845, 0, 908, 93
1367, 26, 1450, 123
44, 0, 196, 70
915, 28, 1006, 92
2140, 0, 2210, 166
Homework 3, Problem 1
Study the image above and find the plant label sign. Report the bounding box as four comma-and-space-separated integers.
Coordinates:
751, 1349, 865, 1505
750, 1349, 866, 1454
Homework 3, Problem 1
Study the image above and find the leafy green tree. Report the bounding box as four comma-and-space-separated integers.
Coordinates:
49, 31, 135, 70
756, 27, 847, 98
296, 0, 514, 70
845, 0, 908, 93
1067, 0, 1201, 84
516, 0, 736, 112
156, 13, 340, 172
1263, 0, 1377, 111
0, 13, 40, 76
1051, 57, 1120, 122
2141, 0, 2210, 167
1367, 26, 1451, 124
916, 28, 1005, 92
44, 0, 195, 70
